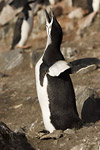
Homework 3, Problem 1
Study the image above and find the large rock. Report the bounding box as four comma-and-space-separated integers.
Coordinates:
81, 96, 100, 123
68, 8, 84, 19
75, 86, 98, 118
0, 49, 24, 71
0, 5, 16, 26
0, 122, 35, 150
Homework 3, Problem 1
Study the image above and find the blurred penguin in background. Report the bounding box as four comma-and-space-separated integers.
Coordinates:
8, 0, 28, 9
86, 0, 100, 14
72, 0, 100, 15
10, 0, 40, 50
49, 0, 61, 5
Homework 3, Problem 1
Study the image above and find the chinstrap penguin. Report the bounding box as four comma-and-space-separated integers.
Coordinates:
10, 0, 40, 50
87, 0, 100, 13
35, 9, 82, 133
72, 0, 100, 14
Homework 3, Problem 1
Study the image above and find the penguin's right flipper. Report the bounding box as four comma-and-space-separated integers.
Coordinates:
10, 13, 24, 50
68, 57, 100, 74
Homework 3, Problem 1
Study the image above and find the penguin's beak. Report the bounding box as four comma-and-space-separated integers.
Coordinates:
45, 9, 51, 23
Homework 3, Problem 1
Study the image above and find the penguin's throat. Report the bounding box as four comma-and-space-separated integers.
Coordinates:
43, 44, 64, 67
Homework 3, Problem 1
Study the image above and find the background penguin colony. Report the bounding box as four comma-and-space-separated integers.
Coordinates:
10, 0, 100, 50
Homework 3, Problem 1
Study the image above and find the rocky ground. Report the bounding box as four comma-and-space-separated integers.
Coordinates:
0, 0, 100, 150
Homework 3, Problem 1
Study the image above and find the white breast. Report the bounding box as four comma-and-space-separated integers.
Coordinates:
92, 0, 100, 12
49, 60, 70, 77
49, 0, 55, 4
17, 16, 33, 47
35, 57, 55, 133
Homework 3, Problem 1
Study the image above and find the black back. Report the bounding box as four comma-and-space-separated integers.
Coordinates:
47, 71, 82, 130
11, 13, 24, 50
87, 0, 93, 13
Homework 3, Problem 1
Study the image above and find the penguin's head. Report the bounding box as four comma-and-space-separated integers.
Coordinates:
23, 0, 36, 12
22, 0, 40, 20
45, 9, 63, 46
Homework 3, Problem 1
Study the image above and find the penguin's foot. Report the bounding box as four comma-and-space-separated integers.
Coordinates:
37, 130, 63, 140
16, 45, 32, 49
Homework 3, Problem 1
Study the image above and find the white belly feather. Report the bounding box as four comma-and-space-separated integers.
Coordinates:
17, 17, 33, 47
35, 57, 55, 133
92, 0, 100, 12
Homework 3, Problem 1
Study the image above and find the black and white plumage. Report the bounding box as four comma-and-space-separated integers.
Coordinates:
72, 0, 100, 14
87, 0, 100, 13
35, 9, 82, 133
10, 0, 39, 50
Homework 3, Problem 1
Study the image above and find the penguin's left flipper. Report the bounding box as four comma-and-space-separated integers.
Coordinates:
68, 57, 100, 74
48, 60, 70, 77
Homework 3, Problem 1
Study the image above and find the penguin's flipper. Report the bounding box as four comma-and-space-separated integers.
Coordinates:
68, 57, 100, 74
48, 60, 70, 77
10, 13, 24, 50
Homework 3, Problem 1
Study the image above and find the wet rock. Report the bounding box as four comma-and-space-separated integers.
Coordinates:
0, 49, 24, 71
0, 122, 35, 150
68, 8, 85, 19
75, 86, 98, 118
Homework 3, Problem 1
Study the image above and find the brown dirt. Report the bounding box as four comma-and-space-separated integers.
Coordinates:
0, 10, 100, 150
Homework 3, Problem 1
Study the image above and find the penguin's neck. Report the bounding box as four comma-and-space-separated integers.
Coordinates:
43, 38, 64, 67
